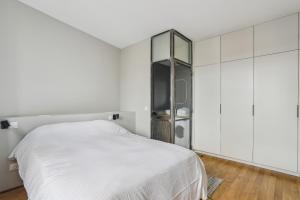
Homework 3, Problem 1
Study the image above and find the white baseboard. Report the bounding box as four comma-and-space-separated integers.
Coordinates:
194, 149, 300, 177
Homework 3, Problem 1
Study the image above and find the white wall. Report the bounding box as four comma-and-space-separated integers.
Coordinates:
0, 0, 121, 117
0, 0, 121, 192
120, 39, 151, 137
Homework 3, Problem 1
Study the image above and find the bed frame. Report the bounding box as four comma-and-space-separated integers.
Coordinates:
0, 111, 135, 192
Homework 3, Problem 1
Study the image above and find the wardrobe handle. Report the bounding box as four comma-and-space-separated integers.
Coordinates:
252, 105, 255, 116
297, 105, 299, 118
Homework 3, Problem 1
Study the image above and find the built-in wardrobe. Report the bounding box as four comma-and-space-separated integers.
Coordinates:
193, 13, 300, 175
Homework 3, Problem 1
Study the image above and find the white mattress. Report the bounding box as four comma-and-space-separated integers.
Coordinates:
9, 120, 207, 200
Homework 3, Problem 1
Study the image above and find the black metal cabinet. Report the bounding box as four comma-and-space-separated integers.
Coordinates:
151, 29, 192, 149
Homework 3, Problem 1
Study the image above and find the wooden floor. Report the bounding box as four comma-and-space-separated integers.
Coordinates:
0, 187, 26, 200
201, 155, 300, 200
0, 154, 300, 200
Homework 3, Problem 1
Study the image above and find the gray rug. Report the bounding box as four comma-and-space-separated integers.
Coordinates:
207, 176, 223, 198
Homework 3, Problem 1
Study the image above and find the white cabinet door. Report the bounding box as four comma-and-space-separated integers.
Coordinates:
194, 37, 220, 67
221, 59, 253, 161
221, 27, 253, 62
193, 64, 220, 154
254, 14, 298, 56
254, 51, 298, 172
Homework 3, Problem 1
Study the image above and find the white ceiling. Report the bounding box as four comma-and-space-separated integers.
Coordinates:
19, 0, 300, 49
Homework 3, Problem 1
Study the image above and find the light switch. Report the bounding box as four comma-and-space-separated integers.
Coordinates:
10, 121, 18, 129
108, 115, 113, 120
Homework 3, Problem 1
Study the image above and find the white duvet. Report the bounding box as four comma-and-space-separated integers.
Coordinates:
9, 120, 207, 200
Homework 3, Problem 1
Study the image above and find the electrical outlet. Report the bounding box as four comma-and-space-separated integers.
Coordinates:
9, 162, 18, 171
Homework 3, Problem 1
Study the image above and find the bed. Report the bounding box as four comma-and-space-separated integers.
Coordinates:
9, 120, 207, 200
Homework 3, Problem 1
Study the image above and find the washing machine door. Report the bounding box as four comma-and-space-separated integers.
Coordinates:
175, 119, 190, 149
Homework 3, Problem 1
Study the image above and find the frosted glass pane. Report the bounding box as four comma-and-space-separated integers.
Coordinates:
152, 32, 170, 62
174, 35, 191, 64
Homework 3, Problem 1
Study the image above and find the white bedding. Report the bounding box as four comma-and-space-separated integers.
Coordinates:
9, 120, 207, 200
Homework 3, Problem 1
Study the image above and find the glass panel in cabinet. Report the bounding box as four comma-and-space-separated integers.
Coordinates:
152, 61, 171, 116
175, 63, 192, 118
174, 34, 192, 64
152, 32, 171, 62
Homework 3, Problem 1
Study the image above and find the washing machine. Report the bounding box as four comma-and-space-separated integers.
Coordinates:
175, 119, 190, 149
